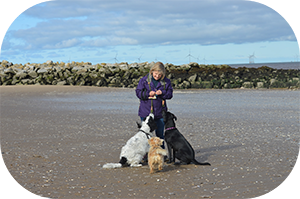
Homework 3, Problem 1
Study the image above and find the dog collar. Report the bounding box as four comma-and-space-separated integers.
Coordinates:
165, 127, 176, 131
140, 130, 152, 139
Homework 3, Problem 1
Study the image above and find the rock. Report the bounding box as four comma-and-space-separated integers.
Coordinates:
108, 66, 120, 73
28, 71, 38, 78
119, 63, 129, 71
189, 62, 199, 67
15, 71, 28, 79
0, 71, 9, 82
76, 79, 85, 86
56, 80, 67, 85
76, 68, 88, 75
242, 82, 254, 88
188, 74, 198, 83
129, 62, 139, 68
1, 60, 13, 67
54, 66, 63, 73
201, 81, 213, 89
24, 65, 35, 71
257, 82, 264, 88
223, 83, 230, 89
11, 77, 19, 85
21, 79, 30, 84
181, 80, 191, 89
99, 67, 113, 76
191, 81, 202, 89
37, 68, 49, 74
89, 72, 98, 79
4, 68, 15, 74
180, 64, 191, 71
71, 66, 83, 72
96, 78, 106, 87
46, 60, 53, 65
2, 79, 12, 85
123, 71, 131, 79
167, 73, 173, 79
270, 79, 276, 85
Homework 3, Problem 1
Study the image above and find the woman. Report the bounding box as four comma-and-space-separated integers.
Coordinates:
135, 62, 173, 148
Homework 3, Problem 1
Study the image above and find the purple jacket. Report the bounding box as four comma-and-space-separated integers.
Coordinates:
136, 74, 173, 119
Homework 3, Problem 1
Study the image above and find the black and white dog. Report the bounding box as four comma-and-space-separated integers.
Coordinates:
103, 113, 157, 168
162, 110, 211, 166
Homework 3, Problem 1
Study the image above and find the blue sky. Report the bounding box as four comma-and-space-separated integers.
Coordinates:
0, 0, 299, 65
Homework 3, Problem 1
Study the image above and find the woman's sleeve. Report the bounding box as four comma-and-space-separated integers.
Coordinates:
136, 78, 148, 100
161, 79, 173, 100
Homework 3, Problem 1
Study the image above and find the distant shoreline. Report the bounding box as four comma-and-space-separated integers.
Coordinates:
228, 61, 300, 69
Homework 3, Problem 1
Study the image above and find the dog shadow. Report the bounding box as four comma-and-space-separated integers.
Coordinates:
163, 163, 187, 172
141, 161, 185, 173
194, 144, 242, 163
143, 144, 242, 170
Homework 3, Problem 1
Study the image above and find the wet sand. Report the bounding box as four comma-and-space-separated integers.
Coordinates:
0, 86, 299, 198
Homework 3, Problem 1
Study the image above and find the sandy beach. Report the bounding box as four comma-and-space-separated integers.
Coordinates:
0, 86, 299, 198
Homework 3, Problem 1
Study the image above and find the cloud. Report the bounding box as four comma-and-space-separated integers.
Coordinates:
43, 38, 80, 49
1, 0, 297, 64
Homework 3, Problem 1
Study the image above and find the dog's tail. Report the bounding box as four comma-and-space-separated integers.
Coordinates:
102, 163, 122, 169
102, 157, 128, 169
192, 159, 211, 166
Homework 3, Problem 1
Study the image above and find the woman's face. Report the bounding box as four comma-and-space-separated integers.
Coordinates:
152, 71, 162, 80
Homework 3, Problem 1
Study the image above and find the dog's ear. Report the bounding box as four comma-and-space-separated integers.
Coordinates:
136, 121, 142, 129
149, 116, 154, 123
148, 116, 155, 125
148, 117, 157, 132
171, 113, 177, 121
163, 115, 167, 123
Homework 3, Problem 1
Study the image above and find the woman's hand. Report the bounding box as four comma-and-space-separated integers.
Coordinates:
155, 90, 162, 95
149, 91, 156, 97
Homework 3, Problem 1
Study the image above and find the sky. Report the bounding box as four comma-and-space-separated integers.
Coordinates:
0, 0, 299, 65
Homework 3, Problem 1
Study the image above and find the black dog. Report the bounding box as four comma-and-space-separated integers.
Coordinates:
162, 110, 211, 166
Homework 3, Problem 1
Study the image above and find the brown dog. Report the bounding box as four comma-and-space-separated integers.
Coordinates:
148, 137, 168, 174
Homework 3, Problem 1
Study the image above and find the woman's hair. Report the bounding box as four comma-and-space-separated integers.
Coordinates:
150, 62, 166, 80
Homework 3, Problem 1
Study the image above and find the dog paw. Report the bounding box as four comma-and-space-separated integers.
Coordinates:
131, 164, 142, 167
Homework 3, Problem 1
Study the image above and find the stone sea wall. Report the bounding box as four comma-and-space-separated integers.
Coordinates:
1, 60, 299, 89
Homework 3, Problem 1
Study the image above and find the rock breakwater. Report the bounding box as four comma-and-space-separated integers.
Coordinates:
1, 60, 299, 89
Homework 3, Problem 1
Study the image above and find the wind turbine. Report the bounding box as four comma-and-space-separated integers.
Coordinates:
137, 53, 143, 63
113, 53, 118, 63
185, 49, 195, 63
202, 56, 207, 65
249, 52, 256, 63
196, 55, 201, 63
197, 55, 207, 64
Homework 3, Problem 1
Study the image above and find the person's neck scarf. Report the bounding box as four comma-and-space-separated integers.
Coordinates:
151, 76, 161, 88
